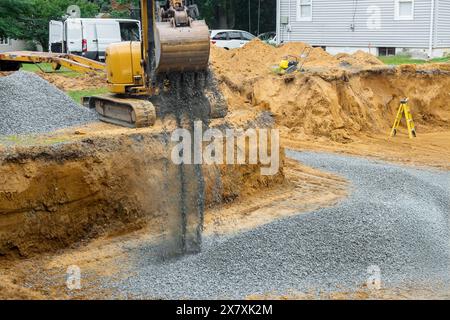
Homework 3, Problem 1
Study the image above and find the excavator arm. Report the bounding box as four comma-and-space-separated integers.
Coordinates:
84, 0, 212, 128
142, 0, 210, 87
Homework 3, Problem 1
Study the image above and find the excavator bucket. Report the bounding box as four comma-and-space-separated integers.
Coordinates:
155, 20, 210, 73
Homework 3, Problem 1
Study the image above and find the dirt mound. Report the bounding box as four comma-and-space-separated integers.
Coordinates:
278, 42, 339, 67
252, 70, 450, 142
210, 40, 450, 142
335, 50, 384, 68
210, 39, 339, 87
38, 72, 107, 91
210, 39, 383, 85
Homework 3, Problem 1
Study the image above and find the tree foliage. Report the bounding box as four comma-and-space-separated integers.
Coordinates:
197, 0, 276, 35
0, 0, 31, 39
0, 0, 276, 49
89, 0, 277, 34
0, 0, 98, 48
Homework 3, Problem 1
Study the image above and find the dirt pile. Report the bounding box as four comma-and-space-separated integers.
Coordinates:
0, 71, 107, 91
210, 39, 383, 87
335, 50, 384, 67
253, 69, 450, 142
38, 72, 107, 91
210, 40, 450, 142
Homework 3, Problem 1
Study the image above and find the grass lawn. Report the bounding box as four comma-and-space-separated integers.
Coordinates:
67, 88, 109, 104
379, 55, 450, 65
21, 63, 81, 78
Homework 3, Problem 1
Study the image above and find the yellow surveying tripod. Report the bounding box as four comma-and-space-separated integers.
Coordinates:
390, 98, 417, 139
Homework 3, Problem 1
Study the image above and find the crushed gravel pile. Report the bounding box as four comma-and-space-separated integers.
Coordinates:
0, 71, 98, 136
104, 151, 450, 299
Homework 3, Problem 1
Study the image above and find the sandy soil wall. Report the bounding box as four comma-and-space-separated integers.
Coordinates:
211, 41, 450, 143
256, 68, 450, 142
0, 132, 284, 257
219, 67, 450, 143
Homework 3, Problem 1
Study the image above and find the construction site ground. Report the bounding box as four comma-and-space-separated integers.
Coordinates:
1, 40, 449, 299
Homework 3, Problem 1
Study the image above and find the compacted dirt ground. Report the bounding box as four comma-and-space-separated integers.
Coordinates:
285, 130, 450, 170
1, 40, 450, 299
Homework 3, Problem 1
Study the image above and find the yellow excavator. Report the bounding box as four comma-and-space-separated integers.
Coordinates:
83, 0, 214, 128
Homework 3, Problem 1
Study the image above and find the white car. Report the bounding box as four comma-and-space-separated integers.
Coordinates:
210, 30, 256, 49
258, 32, 277, 46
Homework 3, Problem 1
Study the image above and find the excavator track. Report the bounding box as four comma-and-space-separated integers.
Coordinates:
83, 94, 156, 128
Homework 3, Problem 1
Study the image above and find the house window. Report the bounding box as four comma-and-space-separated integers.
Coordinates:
395, 0, 414, 20
297, 0, 312, 21
378, 47, 396, 56
0, 37, 10, 45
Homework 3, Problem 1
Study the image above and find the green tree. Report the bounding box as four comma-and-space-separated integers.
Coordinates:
196, 0, 276, 35
0, 0, 31, 39
89, 0, 139, 18
24, 0, 99, 49
0, 0, 99, 50
1, 0, 277, 49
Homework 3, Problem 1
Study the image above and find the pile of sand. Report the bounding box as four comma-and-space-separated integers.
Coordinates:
37, 72, 107, 92
210, 39, 450, 143
335, 50, 384, 66
210, 39, 383, 86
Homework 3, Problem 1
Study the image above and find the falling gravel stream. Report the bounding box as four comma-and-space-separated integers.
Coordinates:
106, 151, 450, 299
155, 71, 218, 256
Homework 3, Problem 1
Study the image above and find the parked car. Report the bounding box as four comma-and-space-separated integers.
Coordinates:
258, 31, 277, 46
49, 18, 141, 61
210, 30, 256, 49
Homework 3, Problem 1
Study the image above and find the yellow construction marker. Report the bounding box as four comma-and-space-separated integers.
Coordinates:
390, 98, 417, 139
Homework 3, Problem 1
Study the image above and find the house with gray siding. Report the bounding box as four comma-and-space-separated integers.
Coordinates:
276, 0, 450, 58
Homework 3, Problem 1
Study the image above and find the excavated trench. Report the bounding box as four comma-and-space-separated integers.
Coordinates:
2, 57, 450, 261
1, 40, 450, 298
0, 69, 283, 258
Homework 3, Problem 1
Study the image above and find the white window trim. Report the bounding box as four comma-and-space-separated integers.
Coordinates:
296, 0, 313, 22
395, 0, 415, 21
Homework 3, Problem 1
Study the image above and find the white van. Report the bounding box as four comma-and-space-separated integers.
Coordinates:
49, 18, 141, 61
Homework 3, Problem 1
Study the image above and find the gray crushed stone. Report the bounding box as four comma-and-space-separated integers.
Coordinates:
103, 151, 450, 299
0, 71, 98, 136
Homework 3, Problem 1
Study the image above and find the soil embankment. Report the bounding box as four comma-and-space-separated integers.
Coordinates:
0, 131, 284, 257
212, 40, 450, 143
1, 40, 450, 299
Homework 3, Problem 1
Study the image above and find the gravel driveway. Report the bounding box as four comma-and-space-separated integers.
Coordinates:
108, 151, 450, 299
